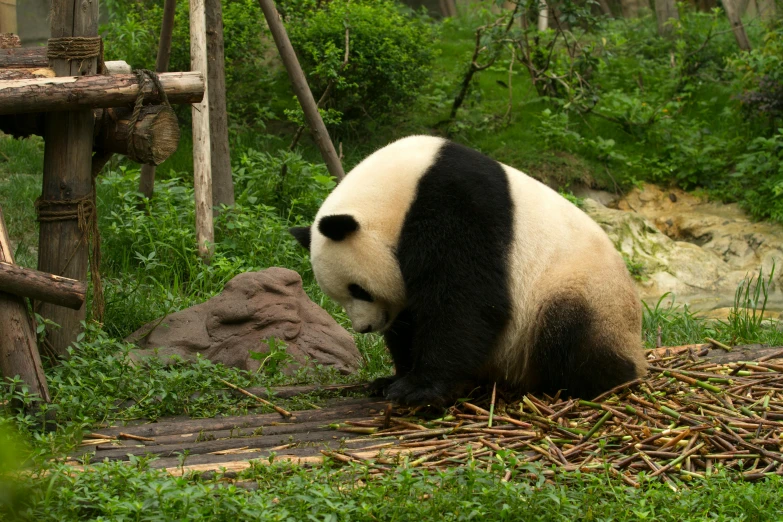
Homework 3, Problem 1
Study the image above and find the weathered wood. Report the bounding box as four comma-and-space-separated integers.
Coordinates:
206, 0, 234, 208
0, 3, 16, 35
0, 46, 46, 68
191, 0, 215, 261
0, 66, 55, 81
94, 105, 180, 165
0, 71, 205, 115
723, 0, 752, 51
0, 261, 85, 309
256, 0, 345, 181
38, 0, 100, 358
139, 0, 177, 200
0, 206, 50, 402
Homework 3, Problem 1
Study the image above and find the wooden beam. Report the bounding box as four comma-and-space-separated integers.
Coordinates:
0, 67, 55, 81
0, 46, 46, 68
191, 0, 215, 261
0, 71, 205, 115
206, 0, 234, 208
0, 261, 86, 310
256, 0, 345, 181
139, 0, 177, 200
0, 206, 50, 402
37, 0, 100, 358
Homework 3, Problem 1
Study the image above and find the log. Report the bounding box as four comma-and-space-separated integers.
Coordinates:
256, 0, 345, 181
0, 33, 20, 48
94, 105, 180, 165
0, 46, 46, 68
0, 67, 55, 81
0, 261, 85, 309
37, 0, 100, 358
0, 71, 205, 115
190, 0, 215, 261
139, 0, 176, 200
0, 206, 50, 402
206, 0, 235, 208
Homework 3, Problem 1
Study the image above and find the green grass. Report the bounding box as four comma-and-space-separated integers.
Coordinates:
4, 458, 783, 521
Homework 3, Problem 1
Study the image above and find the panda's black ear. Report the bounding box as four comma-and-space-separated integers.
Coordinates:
289, 226, 311, 251
318, 214, 359, 241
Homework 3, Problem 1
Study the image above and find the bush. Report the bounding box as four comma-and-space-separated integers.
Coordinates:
284, 0, 438, 129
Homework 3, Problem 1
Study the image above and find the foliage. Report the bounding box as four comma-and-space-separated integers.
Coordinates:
727, 128, 783, 222
284, 0, 438, 130
100, 0, 278, 125
6, 458, 783, 521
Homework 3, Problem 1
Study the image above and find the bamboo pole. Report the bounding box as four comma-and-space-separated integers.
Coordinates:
139, 0, 177, 200
37, 0, 100, 358
190, 0, 215, 261
256, 0, 345, 181
0, 206, 50, 402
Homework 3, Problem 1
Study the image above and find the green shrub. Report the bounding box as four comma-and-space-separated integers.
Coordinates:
284, 0, 438, 129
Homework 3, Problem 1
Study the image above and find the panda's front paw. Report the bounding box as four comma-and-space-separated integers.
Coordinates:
385, 375, 452, 407
367, 375, 399, 396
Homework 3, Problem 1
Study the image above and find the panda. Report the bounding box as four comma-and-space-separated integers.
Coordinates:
290, 135, 648, 406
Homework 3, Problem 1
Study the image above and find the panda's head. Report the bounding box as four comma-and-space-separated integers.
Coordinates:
290, 214, 406, 334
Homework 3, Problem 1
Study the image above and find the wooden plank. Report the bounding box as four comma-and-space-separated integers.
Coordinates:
37, 0, 99, 357
205, 0, 234, 208
0, 72, 205, 115
0, 206, 50, 401
92, 397, 387, 438
190, 0, 215, 261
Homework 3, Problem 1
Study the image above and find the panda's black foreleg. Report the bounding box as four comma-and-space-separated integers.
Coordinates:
368, 309, 416, 396
383, 308, 503, 407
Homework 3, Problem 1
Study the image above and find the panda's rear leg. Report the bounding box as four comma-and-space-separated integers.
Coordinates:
528, 292, 646, 399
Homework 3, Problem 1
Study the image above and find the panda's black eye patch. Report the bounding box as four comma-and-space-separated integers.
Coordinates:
348, 284, 374, 302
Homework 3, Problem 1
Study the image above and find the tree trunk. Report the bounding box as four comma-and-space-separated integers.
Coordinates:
0, 261, 85, 310
256, 0, 345, 181
37, 0, 100, 358
538, 0, 549, 30
654, 0, 679, 36
621, 0, 640, 18
0, 206, 50, 402
756, 0, 776, 20
190, 0, 215, 261
205, 0, 234, 208
0, 72, 205, 115
723, 0, 752, 51
139, 0, 177, 200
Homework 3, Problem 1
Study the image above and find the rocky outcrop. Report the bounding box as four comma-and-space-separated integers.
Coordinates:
126, 268, 362, 374
579, 184, 783, 312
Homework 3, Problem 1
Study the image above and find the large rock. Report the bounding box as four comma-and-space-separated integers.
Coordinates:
126, 268, 362, 374
580, 184, 783, 313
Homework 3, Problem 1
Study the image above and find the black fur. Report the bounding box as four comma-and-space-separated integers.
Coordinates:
378, 141, 514, 406
289, 226, 311, 251
319, 214, 359, 241
528, 294, 638, 399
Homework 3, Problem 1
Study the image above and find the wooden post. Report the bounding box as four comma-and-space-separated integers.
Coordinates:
139, 0, 177, 200
0, 206, 50, 402
190, 0, 214, 261
206, 0, 234, 208
37, 0, 100, 358
0, 0, 16, 35
256, 0, 345, 181
723, 0, 752, 51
